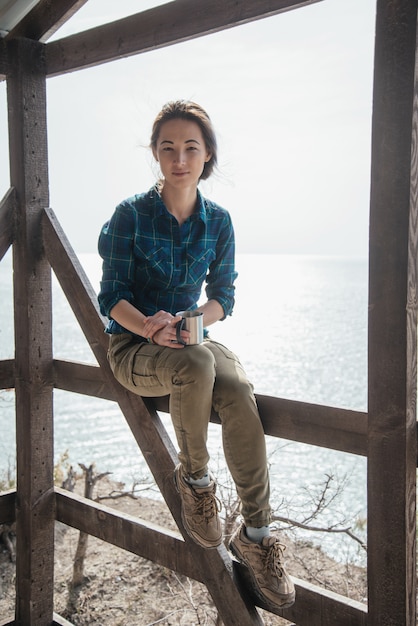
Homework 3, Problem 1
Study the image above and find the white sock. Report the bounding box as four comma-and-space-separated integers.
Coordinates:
187, 473, 210, 488
245, 525, 270, 544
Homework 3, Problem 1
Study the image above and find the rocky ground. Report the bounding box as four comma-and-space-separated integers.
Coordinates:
0, 476, 367, 626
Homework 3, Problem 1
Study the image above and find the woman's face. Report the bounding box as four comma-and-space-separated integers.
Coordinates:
153, 118, 211, 190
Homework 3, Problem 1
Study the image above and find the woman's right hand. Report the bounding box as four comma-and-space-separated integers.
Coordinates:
144, 311, 186, 348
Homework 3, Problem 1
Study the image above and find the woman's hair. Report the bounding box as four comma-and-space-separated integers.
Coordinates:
150, 100, 218, 180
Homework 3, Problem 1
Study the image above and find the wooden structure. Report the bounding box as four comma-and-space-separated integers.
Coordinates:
0, 0, 417, 624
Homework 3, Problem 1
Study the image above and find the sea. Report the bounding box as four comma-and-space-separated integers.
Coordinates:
0, 250, 368, 565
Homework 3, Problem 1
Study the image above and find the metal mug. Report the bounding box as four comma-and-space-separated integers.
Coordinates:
175, 310, 204, 345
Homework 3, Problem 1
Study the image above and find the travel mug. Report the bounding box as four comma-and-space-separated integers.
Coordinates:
175, 310, 204, 345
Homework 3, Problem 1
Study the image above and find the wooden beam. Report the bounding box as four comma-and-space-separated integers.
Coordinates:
7, 37, 55, 625
55, 487, 205, 582
1, 620, 73, 626
0, 39, 6, 81
0, 359, 14, 389
275, 576, 367, 626
42, 208, 109, 352
6, 0, 89, 43
256, 394, 367, 456
45, 0, 322, 76
367, 1, 418, 624
0, 188, 16, 261
53, 359, 109, 398
0, 489, 16, 524
52, 358, 368, 455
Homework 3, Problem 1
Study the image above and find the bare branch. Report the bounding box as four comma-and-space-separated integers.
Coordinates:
300, 473, 347, 526
272, 512, 367, 551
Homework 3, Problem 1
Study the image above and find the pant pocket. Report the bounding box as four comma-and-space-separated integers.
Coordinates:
131, 343, 163, 390
108, 334, 161, 393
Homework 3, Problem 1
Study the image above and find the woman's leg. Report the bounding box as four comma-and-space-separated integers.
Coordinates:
107, 333, 222, 548
204, 340, 271, 528
107, 333, 216, 478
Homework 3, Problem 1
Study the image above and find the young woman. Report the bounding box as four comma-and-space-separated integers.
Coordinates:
98, 100, 295, 611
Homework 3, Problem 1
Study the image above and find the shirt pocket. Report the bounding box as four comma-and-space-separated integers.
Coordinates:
187, 248, 216, 286
134, 244, 173, 288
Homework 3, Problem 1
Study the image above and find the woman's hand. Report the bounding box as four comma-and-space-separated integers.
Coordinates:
144, 311, 188, 348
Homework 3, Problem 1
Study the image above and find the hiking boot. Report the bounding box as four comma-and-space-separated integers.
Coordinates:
174, 464, 222, 549
229, 523, 295, 610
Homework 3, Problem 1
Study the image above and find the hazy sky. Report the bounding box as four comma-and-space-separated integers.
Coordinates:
1, 0, 376, 256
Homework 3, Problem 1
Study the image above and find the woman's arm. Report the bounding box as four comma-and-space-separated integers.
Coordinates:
110, 299, 224, 346
109, 299, 149, 337
196, 299, 225, 326
110, 300, 186, 348
205, 210, 238, 319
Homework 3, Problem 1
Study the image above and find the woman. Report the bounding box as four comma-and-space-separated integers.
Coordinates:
98, 100, 295, 611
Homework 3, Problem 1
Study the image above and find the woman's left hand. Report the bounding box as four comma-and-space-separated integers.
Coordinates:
152, 318, 188, 348
143, 311, 188, 347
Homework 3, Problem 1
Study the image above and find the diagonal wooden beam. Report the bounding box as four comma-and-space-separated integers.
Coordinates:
0, 359, 14, 390
0, 489, 15, 525
55, 487, 205, 582
42, 208, 108, 350
6, 0, 89, 43
45, 0, 322, 76
0, 187, 17, 261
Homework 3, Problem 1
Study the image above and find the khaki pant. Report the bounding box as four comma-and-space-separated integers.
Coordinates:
108, 333, 271, 527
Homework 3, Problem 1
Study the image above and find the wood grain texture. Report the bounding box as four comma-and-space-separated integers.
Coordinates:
0, 359, 14, 390
55, 487, 204, 582
6, 0, 89, 43
7, 37, 55, 625
0, 39, 6, 80
0, 188, 16, 260
367, 1, 418, 624
45, 0, 322, 76
0, 490, 16, 525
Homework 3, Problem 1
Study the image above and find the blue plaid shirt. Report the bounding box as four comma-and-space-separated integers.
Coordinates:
98, 186, 238, 335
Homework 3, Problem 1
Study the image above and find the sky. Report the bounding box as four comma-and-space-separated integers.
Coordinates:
0, 0, 376, 256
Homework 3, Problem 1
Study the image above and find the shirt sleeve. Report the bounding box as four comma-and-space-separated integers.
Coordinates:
205, 210, 238, 318
97, 202, 136, 318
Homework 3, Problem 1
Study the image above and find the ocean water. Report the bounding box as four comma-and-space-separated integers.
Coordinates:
0, 250, 368, 564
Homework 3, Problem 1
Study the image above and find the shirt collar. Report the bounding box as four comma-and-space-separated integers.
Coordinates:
151, 185, 207, 224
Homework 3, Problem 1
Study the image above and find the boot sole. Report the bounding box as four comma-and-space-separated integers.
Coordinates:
229, 541, 296, 611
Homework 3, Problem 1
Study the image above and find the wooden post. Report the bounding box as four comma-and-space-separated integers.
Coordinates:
368, 1, 418, 624
7, 37, 55, 625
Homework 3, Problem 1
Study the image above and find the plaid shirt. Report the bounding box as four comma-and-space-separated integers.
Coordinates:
98, 186, 237, 335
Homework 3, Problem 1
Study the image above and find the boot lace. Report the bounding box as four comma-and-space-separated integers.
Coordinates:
264, 541, 286, 579
194, 491, 222, 522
